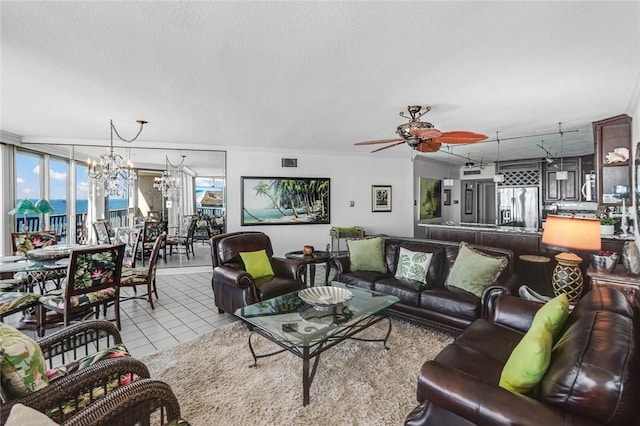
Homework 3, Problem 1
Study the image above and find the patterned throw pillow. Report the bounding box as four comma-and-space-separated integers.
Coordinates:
395, 247, 433, 284
0, 323, 49, 401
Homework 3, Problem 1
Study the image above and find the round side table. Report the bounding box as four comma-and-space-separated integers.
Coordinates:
284, 250, 331, 287
519, 254, 552, 296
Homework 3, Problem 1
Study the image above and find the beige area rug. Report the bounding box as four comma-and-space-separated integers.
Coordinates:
141, 319, 454, 426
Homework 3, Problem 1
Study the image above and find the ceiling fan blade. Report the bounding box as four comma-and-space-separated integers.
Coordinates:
408, 128, 443, 139
436, 131, 488, 144
415, 140, 442, 153
354, 138, 404, 146
370, 141, 406, 153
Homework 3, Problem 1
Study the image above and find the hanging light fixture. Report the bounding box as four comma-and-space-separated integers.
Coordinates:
556, 122, 568, 181
153, 155, 184, 198
493, 131, 505, 183
443, 146, 454, 187
88, 119, 147, 196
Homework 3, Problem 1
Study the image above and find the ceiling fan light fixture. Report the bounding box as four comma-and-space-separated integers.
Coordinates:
406, 137, 422, 148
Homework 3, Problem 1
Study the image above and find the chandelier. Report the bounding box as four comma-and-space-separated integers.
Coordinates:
153, 171, 180, 198
153, 155, 185, 198
88, 119, 147, 196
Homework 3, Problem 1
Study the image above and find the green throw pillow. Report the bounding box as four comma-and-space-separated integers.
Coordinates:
499, 317, 553, 394
395, 247, 432, 284
532, 293, 570, 340
446, 242, 508, 297
239, 249, 274, 279
347, 236, 386, 273
0, 323, 49, 401
500, 318, 553, 394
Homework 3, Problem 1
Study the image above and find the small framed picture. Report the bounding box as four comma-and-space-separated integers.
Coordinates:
443, 189, 451, 206
371, 185, 392, 212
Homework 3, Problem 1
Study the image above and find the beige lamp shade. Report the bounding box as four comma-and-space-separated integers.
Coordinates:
542, 215, 601, 252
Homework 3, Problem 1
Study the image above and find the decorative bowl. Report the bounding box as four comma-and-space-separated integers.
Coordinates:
299, 286, 353, 307
591, 252, 619, 274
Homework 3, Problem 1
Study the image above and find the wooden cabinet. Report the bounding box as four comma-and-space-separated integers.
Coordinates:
587, 266, 639, 303
543, 157, 580, 202
594, 114, 632, 205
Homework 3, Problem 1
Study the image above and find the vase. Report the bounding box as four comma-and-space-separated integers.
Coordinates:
622, 241, 640, 276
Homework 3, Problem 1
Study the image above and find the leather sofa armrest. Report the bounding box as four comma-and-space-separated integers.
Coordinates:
271, 257, 306, 283
329, 255, 350, 275
481, 288, 542, 333
414, 361, 600, 426
212, 265, 254, 289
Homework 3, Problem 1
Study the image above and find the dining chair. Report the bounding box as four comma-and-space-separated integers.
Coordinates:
10, 230, 58, 254
92, 220, 113, 245
120, 234, 165, 310
141, 220, 168, 266
113, 227, 143, 268
165, 216, 197, 259
37, 244, 125, 336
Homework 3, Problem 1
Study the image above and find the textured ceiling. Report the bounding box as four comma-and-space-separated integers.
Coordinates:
1, 1, 639, 167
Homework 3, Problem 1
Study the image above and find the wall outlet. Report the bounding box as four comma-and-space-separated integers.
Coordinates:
349, 201, 355, 207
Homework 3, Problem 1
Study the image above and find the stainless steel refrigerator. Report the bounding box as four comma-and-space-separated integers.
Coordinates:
497, 187, 539, 228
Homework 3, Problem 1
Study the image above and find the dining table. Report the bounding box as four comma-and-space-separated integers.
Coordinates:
0, 244, 83, 293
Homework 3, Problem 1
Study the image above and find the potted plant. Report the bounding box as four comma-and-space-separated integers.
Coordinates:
600, 216, 617, 236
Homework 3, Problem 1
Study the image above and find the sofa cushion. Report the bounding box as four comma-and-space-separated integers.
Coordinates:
445, 242, 508, 297
540, 310, 638, 425
336, 271, 388, 291
452, 319, 523, 364
239, 249, 274, 279
374, 277, 422, 306
0, 323, 49, 401
420, 288, 480, 321
499, 317, 553, 394
347, 236, 386, 273
395, 247, 432, 284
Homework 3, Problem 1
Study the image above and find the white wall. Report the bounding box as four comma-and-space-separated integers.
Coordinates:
226, 149, 417, 256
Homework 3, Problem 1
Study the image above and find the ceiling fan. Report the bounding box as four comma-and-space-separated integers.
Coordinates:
354, 105, 488, 153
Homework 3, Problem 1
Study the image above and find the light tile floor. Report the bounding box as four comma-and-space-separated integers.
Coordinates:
8, 263, 332, 358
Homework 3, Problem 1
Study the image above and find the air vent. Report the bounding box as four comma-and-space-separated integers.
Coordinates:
463, 169, 482, 176
281, 158, 298, 168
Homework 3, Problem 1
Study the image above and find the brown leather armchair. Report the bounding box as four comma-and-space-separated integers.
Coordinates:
210, 232, 306, 314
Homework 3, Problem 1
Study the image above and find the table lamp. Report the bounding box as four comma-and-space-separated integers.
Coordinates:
35, 199, 56, 231
8, 199, 40, 232
541, 214, 601, 303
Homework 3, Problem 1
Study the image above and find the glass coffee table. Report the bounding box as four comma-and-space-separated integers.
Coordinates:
235, 281, 399, 406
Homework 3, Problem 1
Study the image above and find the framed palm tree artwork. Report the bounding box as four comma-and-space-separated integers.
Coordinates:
241, 177, 330, 225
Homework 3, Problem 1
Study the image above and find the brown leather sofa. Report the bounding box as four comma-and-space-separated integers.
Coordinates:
210, 231, 306, 315
330, 237, 520, 332
405, 286, 640, 426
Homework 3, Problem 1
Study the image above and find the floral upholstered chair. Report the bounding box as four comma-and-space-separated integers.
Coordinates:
10, 231, 58, 255
113, 227, 142, 269
37, 244, 125, 337
0, 320, 150, 424
120, 234, 165, 310
92, 220, 113, 245
165, 216, 197, 260
141, 220, 167, 266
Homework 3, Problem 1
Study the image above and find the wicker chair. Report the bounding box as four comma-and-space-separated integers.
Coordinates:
61, 379, 188, 426
0, 320, 151, 425
91, 220, 113, 245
